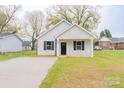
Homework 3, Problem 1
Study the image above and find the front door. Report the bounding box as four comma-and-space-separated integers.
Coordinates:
61, 42, 66, 55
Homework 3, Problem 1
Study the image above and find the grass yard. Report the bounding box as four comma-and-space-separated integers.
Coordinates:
0, 51, 37, 61
40, 50, 124, 88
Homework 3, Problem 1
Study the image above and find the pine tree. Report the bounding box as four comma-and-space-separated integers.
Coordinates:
100, 29, 112, 38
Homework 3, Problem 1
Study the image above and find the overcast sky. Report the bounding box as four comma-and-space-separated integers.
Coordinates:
97, 5, 124, 37
20, 5, 124, 37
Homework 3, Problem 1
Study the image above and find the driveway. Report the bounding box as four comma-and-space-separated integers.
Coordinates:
0, 57, 57, 88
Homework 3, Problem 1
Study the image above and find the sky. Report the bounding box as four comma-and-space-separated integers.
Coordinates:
97, 5, 124, 37
20, 5, 124, 37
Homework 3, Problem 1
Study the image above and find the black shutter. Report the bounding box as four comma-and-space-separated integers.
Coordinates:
82, 41, 84, 50
44, 41, 46, 50
52, 41, 54, 50
74, 41, 76, 50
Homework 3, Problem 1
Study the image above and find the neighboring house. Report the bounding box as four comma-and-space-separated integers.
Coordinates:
0, 32, 23, 53
111, 37, 124, 50
98, 36, 112, 49
95, 37, 124, 50
22, 41, 31, 50
37, 20, 96, 57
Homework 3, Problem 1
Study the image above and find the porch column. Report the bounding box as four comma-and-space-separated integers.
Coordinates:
91, 39, 93, 57
56, 39, 60, 56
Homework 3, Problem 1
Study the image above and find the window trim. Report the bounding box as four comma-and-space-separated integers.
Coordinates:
74, 41, 84, 50
44, 41, 54, 50
75, 41, 82, 50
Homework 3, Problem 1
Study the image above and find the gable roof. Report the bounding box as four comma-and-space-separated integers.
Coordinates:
56, 24, 96, 39
37, 19, 72, 39
0, 32, 23, 42
97, 37, 124, 43
110, 37, 124, 43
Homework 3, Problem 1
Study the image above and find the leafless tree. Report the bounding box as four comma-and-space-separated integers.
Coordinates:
0, 5, 21, 32
24, 10, 44, 50
46, 5, 101, 31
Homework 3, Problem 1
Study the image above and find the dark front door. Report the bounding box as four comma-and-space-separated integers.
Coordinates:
61, 42, 66, 55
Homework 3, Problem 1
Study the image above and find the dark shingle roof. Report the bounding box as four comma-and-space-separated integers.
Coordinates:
110, 37, 124, 43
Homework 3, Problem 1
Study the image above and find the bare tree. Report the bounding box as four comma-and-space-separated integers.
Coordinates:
24, 10, 44, 50
46, 5, 100, 31
0, 5, 21, 32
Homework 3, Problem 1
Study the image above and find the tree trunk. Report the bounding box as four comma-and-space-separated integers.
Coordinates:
31, 40, 35, 50
31, 31, 36, 50
0, 26, 4, 32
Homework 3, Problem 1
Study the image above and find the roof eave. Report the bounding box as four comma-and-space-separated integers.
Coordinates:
37, 19, 72, 40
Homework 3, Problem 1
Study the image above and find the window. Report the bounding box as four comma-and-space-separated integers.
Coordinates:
76, 41, 82, 50
44, 41, 54, 50
74, 41, 84, 50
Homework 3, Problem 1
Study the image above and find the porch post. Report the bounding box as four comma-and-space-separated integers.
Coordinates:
56, 39, 59, 56
91, 39, 93, 57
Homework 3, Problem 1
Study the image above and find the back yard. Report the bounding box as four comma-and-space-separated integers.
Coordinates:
40, 50, 124, 88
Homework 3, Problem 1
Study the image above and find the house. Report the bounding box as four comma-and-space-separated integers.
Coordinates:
110, 37, 124, 50
98, 36, 112, 49
22, 41, 31, 50
37, 20, 96, 57
95, 37, 124, 50
0, 32, 23, 53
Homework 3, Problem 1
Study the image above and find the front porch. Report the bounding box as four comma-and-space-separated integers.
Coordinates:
56, 39, 93, 57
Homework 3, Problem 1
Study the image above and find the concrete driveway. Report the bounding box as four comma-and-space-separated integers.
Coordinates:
0, 57, 57, 88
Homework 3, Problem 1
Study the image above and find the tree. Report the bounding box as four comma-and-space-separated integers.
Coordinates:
24, 11, 44, 50
0, 5, 21, 33
104, 29, 112, 38
46, 5, 100, 31
100, 31, 106, 38
100, 29, 112, 38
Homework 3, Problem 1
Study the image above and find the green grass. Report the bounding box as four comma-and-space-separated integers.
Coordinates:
105, 72, 124, 88
40, 50, 124, 88
0, 51, 37, 61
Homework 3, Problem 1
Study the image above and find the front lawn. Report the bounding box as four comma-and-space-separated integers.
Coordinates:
0, 51, 37, 61
40, 50, 124, 88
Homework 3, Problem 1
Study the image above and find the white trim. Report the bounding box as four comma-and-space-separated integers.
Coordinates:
75, 41, 83, 50
56, 24, 96, 39
91, 39, 93, 57
45, 41, 54, 50
75, 24, 96, 38
37, 19, 72, 39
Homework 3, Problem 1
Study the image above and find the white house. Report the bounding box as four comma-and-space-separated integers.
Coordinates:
37, 20, 96, 57
0, 32, 23, 53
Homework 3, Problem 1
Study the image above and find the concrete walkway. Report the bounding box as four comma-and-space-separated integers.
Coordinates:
0, 57, 57, 88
